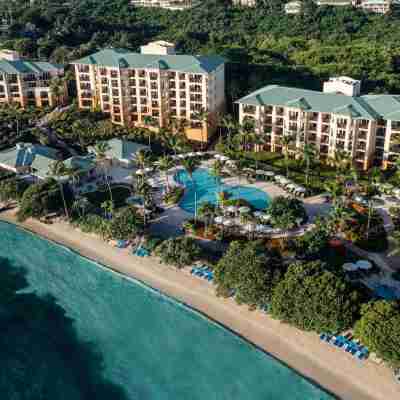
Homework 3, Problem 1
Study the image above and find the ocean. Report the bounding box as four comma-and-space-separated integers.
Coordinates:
0, 221, 335, 400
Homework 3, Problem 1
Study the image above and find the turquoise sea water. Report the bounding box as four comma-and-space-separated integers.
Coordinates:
175, 168, 270, 214
0, 221, 335, 400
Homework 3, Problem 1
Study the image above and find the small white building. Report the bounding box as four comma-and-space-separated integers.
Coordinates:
360, 0, 400, 13
285, 1, 303, 14
323, 77, 361, 97
140, 41, 176, 56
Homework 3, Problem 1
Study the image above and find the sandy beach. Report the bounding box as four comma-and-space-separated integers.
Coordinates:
1, 209, 399, 400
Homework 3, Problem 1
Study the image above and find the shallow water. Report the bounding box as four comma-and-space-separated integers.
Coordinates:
175, 168, 270, 213
0, 221, 335, 399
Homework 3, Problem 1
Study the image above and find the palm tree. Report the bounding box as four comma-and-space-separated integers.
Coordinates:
210, 159, 224, 203
221, 114, 236, 142
369, 166, 382, 186
300, 143, 316, 186
158, 155, 174, 191
135, 179, 153, 226
198, 202, 216, 236
136, 148, 151, 170
101, 200, 114, 220
49, 76, 66, 106
328, 150, 351, 177
324, 180, 344, 207
362, 183, 378, 240
142, 116, 158, 147
280, 134, 295, 177
193, 108, 209, 148
181, 157, 200, 217
48, 160, 70, 220
93, 141, 113, 203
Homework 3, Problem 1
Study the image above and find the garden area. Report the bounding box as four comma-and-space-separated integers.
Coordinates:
84, 184, 132, 209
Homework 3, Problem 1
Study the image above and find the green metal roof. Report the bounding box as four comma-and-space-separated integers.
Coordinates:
71, 48, 225, 74
0, 59, 63, 75
0, 143, 59, 170
236, 85, 400, 120
106, 139, 150, 161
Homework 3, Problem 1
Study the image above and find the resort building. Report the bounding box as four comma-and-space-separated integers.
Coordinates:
232, 0, 256, 6
0, 50, 66, 108
284, 1, 303, 13
0, 142, 60, 179
130, 0, 195, 10
359, 0, 400, 13
237, 83, 400, 170
88, 139, 150, 168
71, 42, 225, 143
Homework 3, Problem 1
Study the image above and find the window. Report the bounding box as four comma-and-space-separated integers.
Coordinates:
113, 106, 120, 114
101, 87, 108, 94
179, 73, 186, 80
152, 101, 159, 108
82, 100, 92, 107
128, 69, 135, 78
152, 110, 159, 117
180, 91, 186, 98
151, 82, 158, 90
169, 81, 176, 89
189, 74, 201, 83
141, 106, 148, 113
139, 89, 146, 96
80, 83, 91, 90
114, 115, 121, 122
110, 70, 118, 78
102, 95, 109, 102
111, 80, 119, 88
80, 75, 90, 82
140, 98, 147, 105
170, 91, 176, 99
78, 65, 89, 73
40, 91, 48, 99
138, 70, 146, 78
113, 98, 120, 105
101, 78, 108, 85
179, 82, 186, 90
168, 72, 176, 79
150, 72, 158, 80
112, 89, 119, 97
180, 100, 186, 108
100, 68, 107, 76
151, 91, 158, 98
103, 103, 110, 111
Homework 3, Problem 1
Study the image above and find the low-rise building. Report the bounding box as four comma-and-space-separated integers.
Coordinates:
89, 139, 150, 168
0, 142, 60, 179
0, 50, 67, 108
237, 84, 400, 170
232, 0, 257, 6
360, 0, 400, 13
130, 0, 194, 10
285, 1, 303, 14
71, 43, 225, 143
323, 76, 361, 97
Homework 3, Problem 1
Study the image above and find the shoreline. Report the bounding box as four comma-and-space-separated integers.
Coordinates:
1, 210, 399, 400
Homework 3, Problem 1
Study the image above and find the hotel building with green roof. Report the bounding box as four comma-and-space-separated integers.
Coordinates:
71, 42, 225, 143
237, 82, 400, 170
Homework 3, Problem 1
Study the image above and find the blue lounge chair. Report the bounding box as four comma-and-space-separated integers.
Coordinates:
116, 239, 129, 248
320, 333, 327, 341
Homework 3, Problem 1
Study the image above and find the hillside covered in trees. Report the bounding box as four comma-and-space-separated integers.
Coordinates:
2, 0, 400, 106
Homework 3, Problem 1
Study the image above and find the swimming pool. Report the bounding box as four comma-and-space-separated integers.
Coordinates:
174, 168, 270, 214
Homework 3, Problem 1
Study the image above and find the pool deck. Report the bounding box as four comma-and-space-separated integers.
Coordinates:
150, 163, 332, 239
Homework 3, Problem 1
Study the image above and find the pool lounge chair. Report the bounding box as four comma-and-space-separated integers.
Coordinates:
116, 239, 129, 248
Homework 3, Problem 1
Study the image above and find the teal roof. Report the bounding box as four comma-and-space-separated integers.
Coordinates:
64, 155, 96, 173
362, 95, 400, 122
0, 143, 59, 170
106, 139, 150, 161
71, 48, 225, 74
0, 59, 63, 75
236, 85, 400, 120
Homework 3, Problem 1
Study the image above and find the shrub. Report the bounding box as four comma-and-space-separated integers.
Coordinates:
154, 237, 202, 268
270, 261, 363, 333
73, 214, 111, 239
354, 301, 400, 367
214, 241, 283, 309
163, 187, 184, 205
109, 206, 143, 240
267, 196, 307, 229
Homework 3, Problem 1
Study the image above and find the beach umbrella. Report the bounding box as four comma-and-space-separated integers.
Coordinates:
226, 205, 238, 213
223, 219, 234, 226
297, 187, 306, 193
356, 260, 373, 270
214, 154, 221, 159
342, 263, 358, 272
220, 155, 229, 161
255, 170, 265, 175
280, 177, 290, 184
261, 214, 271, 221
187, 152, 196, 157
178, 154, 186, 159
238, 206, 250, 213
195, 152, 204, 156
135, 169, 145, 175
214, 216, 224, 224
253, 211, 264, 218
264, 171, 274, 177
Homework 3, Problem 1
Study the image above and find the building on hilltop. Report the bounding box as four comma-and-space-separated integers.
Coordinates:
236, 82, 400, 171
285, 1, 303, 13
0, 50, 67, 108
130, 0, 195, 10
71, 42, 225, 143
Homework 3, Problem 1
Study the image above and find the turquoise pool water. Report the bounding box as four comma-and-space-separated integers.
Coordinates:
0, 221, 335, 399
175, 168, 270, 214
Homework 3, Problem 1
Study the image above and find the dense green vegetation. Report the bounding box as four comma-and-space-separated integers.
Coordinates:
214, 241, 283, 309
267, 196, 307, 229
270, 261, 363, 333
3, 0, 400, 104
354, 301, 400, 367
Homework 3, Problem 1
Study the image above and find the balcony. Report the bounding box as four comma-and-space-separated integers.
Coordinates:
81, 91, 92, 99
79, 75, 90, 82
276, 107, 284, 116
189, 85, 202, 93
189, 74, 202, 83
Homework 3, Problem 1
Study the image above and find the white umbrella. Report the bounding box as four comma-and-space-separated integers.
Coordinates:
354, 195, 365, 203
195, 151, 204, 156
178, 154, 186, 159
214, 154, 221, 159
342, 263, 358, 272
261, 214, 271, 221
253, 211, 264, 218
223, 219, 234, 226
275, 175, 284, 182
214, 216, 224, 224
135, 169, 145, 175
280, 177, 290, 185
238, 206, 250, 213
264, 171, 274, 177
143, 209, 152, 214
393, 188, 400, 196
226, 205, 238, 213
220, 155, 229, 161
144, 167, 152, 173
356, 260, 373, 270
188, 152, 196, 157
255, 170, 265, 175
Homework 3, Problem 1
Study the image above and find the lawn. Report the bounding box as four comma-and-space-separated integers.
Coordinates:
84, 184, 132, 209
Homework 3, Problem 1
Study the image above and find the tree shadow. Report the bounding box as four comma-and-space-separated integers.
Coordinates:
0, 257, 129, 400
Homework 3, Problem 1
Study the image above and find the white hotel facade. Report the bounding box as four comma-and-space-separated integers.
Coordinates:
237, 78, 400, 170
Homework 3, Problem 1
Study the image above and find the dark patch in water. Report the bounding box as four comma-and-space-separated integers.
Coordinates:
0, 257, 128, 400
